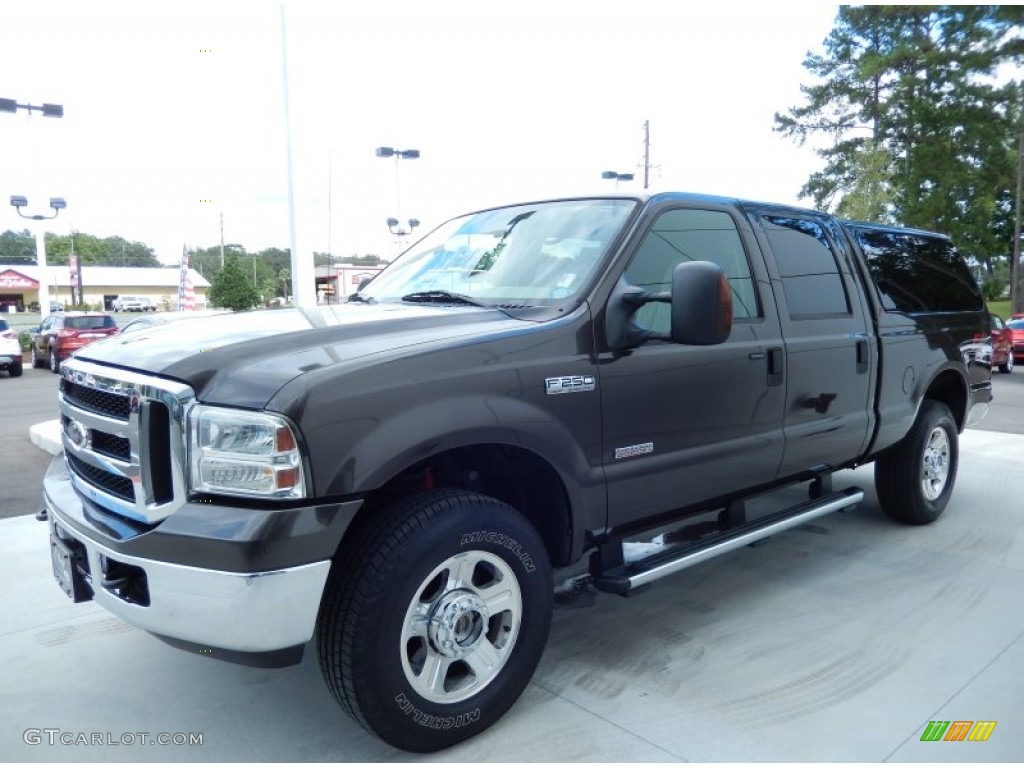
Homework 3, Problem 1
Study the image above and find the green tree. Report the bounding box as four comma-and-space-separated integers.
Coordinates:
47, 233, 160, 267
0, 229, 36, 262
207, 254, 259, 311
775, 6, 1023, 277
834, 140, 896, 222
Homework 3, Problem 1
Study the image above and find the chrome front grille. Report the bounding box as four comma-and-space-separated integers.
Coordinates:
58, 359, 195, 524
62, 379, 132, 420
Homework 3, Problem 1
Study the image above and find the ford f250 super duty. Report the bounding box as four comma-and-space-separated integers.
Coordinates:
43, 193, 992, 751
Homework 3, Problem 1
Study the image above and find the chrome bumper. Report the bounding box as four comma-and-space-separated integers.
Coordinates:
47, 506, 332, 654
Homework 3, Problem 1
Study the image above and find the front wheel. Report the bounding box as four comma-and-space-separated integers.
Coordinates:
49, 348, 60, 374
874, 400, 959, 525
317, 490, 552, 752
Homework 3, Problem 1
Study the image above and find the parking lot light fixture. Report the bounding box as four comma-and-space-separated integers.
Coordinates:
386, 218, 420, 237
10, 195, 67, 221
0, 98, 64, 117
602, 170, 635, 188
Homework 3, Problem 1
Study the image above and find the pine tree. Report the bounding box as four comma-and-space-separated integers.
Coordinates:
775, 6, 1023, 279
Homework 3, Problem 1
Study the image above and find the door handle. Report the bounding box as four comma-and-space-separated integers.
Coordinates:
767, 347, 784, 387
856, 338, 869, 374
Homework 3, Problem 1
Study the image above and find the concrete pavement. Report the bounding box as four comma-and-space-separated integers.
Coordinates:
5, 428, 1022, 760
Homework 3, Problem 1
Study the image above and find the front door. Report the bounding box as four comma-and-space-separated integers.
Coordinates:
599, 203, 786, 531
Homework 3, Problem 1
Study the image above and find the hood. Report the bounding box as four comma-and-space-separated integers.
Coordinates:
74, 303, 521, 407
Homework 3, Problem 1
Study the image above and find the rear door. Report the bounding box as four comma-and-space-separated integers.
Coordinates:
749, 209, 875, 475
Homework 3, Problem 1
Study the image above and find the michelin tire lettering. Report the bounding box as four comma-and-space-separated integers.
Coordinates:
459, 531, 537, 572
395, 693, 481, 730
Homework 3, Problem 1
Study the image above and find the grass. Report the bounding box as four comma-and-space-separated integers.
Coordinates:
987, 300, 1012, 319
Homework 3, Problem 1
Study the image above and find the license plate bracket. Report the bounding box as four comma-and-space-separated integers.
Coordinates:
50, 534, 91, 603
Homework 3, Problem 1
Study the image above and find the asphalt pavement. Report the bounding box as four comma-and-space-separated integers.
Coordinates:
2, 421, 1022, 760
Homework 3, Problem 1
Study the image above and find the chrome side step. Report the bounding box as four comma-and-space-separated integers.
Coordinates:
592, 487, 864, 595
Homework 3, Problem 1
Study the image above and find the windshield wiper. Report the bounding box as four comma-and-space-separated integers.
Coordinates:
400, 290, 491, 308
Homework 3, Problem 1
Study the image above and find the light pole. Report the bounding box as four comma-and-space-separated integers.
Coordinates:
3, 97, 64, 318
376, 146, 420, 247
10, 196, 67, 320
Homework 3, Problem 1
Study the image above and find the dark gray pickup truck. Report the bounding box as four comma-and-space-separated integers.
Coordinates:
44, 193, 991, 751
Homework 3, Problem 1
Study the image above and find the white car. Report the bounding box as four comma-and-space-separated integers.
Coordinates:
112, 295, 155, 312
0, 318, 23, 377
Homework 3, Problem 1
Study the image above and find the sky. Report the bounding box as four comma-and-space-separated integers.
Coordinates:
1, 1, 842, 265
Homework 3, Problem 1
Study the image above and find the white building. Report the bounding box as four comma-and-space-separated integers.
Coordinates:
0, 264, 209, 312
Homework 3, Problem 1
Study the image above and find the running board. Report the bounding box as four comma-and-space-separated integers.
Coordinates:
592, 487, 864, 596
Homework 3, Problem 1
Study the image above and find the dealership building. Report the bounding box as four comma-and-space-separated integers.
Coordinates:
0, 265, 209, 312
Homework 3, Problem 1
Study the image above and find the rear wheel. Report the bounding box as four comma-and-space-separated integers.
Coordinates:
8, 360, 22, 377
875, 400, 959, 525
317, 489, 552, 752
998, 353, 1014, 374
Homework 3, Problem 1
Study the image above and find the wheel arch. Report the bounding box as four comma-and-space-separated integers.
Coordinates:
346, 442, 579, 569
921, 367, 968, 432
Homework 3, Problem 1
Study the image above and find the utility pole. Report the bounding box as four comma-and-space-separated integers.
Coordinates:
327, 149, 333, 262
1013, 83, 1024, 315
642, 119, 651, 190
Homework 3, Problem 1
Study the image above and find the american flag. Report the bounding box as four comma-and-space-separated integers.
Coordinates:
178, 245, 195, 310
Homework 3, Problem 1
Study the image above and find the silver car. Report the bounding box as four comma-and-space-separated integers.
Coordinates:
0, 317, 24, 377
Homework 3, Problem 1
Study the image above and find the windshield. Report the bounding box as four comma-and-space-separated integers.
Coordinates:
360, 199, 636, 309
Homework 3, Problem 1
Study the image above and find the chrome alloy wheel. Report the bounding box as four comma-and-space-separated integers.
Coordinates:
921, 426, 950, 501
400, 550, 522, 704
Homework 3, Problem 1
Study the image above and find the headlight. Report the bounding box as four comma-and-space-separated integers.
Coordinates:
188, 405, 307, 499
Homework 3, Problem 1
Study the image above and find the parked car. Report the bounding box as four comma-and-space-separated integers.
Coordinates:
1008, 316, 1024, 365
989, 313, 1014, 373
30, 312, 118, 373
0, 317, 23, 378
112, 295, 156, 312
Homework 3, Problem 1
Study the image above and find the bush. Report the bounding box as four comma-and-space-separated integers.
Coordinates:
19, 331, 31, 351
981, 280, 1005, 303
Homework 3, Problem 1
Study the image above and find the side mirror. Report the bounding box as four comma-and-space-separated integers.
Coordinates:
606, 261, 732, 349
669, 261, 732, 345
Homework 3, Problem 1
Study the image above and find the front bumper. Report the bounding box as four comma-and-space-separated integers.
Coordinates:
44, 454, 362, 660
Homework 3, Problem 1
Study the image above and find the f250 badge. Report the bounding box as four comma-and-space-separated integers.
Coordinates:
545, 375, 595, 395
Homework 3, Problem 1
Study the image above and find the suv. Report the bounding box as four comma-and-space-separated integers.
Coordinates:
30, 312, 118, 373
0, 317, 23, 377
112, 295, 155, 312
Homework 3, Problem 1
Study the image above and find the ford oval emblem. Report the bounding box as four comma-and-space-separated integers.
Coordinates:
64, 420, 89, 451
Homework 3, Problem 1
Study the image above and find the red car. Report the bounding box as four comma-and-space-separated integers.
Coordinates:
990, 313, 1014, 373
1008, 316, 1024, 368
30, 312, 119, 373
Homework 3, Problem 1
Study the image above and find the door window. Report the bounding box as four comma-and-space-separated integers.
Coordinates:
761, 214, 850, 319
624, 208, 758, 333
